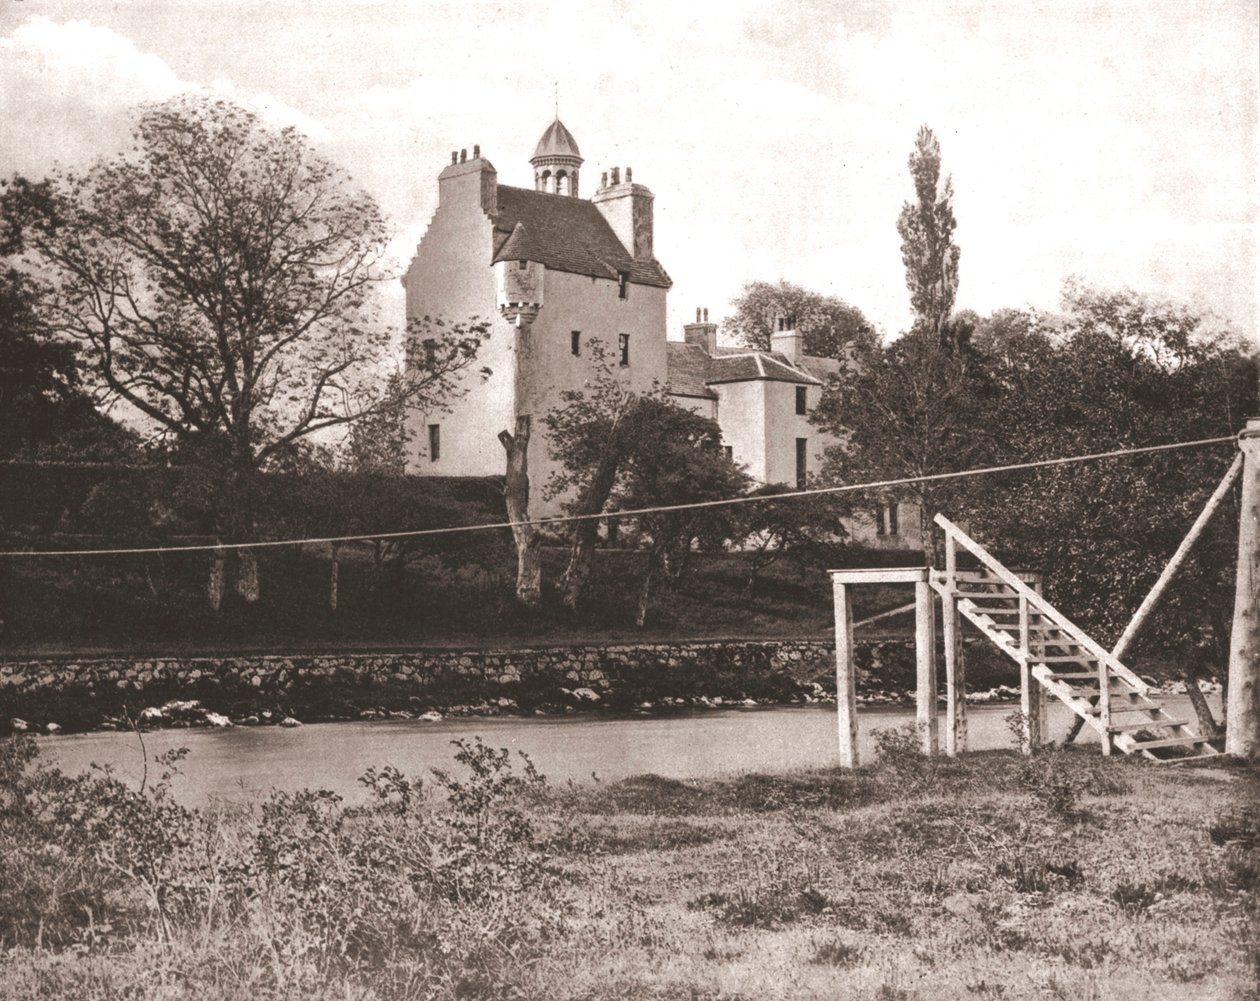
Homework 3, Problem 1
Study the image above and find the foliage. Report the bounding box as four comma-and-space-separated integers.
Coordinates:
0, 178, 138, 460
813, 325, 993, 561
896, 125, 960, 339
725, 279, 877, 358
7, 96, 488, 549
612, 398, 752, 625
725, 483, 848, 599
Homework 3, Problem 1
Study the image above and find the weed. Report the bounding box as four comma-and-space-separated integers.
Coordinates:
809, 936, 864, 967
872, 722, 940, 788
1111, 882, 1158, 915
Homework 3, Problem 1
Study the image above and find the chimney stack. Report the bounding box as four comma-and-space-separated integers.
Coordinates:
593, 166, 655, 260
684, 306, 718, 355
770, 314, 803, 364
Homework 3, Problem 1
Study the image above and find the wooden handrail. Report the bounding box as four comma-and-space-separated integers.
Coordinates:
933, 514, 1149, 694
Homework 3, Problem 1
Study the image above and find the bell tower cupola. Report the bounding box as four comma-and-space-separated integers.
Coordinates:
531, 118, 583, 197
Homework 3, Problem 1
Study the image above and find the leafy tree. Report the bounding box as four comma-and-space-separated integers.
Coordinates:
896, 125, 960, 341
726, 280, 876, 358
544, 341, 642, 611
813, 326, 993, 563
611, 399, 751, 627
344, 370, 411, 475
0, 178, 136, 460
8, 96, 487, 603
725, 484, 847, 600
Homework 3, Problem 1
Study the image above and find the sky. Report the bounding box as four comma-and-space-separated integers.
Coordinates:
1, 0, 1256, 345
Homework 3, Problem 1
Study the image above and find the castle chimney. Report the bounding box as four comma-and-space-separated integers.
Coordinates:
770, 314, 803, 363
601, 171, 608, 188
684, 307, 718, 355
592, 167, 655, 260
450, 151, 458, 164
473, 144, 480, 158
460, 148, 467, 163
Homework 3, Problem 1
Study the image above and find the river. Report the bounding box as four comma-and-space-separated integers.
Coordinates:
33, 696, 1215, 805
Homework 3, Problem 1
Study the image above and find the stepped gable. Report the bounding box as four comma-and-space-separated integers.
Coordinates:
491, 185, 671, 288
665, 342, 718, 399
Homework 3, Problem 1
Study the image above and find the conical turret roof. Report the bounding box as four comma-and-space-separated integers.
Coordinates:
531, 118, 581, 161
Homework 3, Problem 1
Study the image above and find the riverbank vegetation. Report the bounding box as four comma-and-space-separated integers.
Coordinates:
1, 733, 1256, 1000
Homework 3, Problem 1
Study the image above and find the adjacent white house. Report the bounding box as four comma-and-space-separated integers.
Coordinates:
402, 117, 917, 550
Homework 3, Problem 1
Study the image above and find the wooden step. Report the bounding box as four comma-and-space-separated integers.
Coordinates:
1042, 671, 1101, 680
1084, 700, 1160, 714
1034, 655, 1097, 662
1108, 718, 1188, 732
1128, 735, 1212, 750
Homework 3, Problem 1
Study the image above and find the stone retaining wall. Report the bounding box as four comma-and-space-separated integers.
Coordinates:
1, 637, 1014, 729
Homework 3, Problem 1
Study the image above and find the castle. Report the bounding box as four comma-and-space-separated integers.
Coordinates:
402, 118, 914, 549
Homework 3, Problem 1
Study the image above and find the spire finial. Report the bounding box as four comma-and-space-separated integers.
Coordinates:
554, 81, 558, 119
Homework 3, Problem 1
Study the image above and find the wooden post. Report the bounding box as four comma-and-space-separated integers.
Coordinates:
1018, 592, 1040, 753
1097, 657, 1113, 756
943, 536, 966, 756
1030, 579, 1047, 748
833, 579, 859, 768
915, 578, 938, 755
1227, 419, 1260, 759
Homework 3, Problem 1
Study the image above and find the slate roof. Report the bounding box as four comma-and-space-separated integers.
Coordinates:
532, 118, 582, 160
665, 342, 718, 399
665, 343, 824, 395
491, 185, 672, 289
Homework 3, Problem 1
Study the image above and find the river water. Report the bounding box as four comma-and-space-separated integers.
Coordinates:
34, 696, 1214, 806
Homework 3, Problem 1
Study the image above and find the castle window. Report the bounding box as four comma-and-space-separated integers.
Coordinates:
618, 271, 628, 299
571, 330, 581, 356
875, 502, 899, 537
518, 259, 528, 270
723, 445, 733, 461
795, 437, 807, 489
619, 333, 630, 366
796, 386, 807, 415
428, 424, 441, 462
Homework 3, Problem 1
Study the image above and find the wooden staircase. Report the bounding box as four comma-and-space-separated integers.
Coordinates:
932, 515, 1218, 761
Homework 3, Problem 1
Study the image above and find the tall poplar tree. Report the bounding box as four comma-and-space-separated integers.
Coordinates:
896, 126, 960, 341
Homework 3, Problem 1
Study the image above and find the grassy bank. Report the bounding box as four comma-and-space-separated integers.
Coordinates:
1, 733, 1256, 1000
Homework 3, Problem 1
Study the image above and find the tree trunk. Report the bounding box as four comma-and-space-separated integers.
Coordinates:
329, 542, 341, 612
207, 545, 226, 611
235, 549, 260, 603
635, 560, 655, 628
500, 416, 541, 609
1182, 667, 1220, 738
560, 453, 621, 612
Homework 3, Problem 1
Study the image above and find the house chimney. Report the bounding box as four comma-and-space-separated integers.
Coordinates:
593, 168, 655, 260
770, 314, 803, 363
684, 306, 718, 355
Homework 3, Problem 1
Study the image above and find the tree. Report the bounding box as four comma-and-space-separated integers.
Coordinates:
0, 178, 136, 460
813, 326, 994, 564
544, 341, 642, 612
8, 96, 487, 603
725, 484, 847, 600
896, 126, 960, 341
611, 399, 750, 627
726, 280, 877, 358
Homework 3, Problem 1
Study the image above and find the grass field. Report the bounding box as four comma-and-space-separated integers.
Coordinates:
1, 730, 1256, 1000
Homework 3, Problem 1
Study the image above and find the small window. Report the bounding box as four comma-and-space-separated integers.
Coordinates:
571, 331, 581, 356
887, 501, 899, 536
795, 437, 807, 489
618, 272, 628, 299
619, 333, 630, 366
428, 424, 441, 462
876, 502, 899, 537
795, 386, 807, 415
723, 445, 733, 460
518, 259, 528, 270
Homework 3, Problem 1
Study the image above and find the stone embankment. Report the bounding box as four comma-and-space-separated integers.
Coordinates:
1, 637, 1020, 734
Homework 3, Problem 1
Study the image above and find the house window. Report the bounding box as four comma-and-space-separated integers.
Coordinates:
428, 424, 441, 462
517, 259, 528, 270
795, 437, 807, 489
876, 502, 899, 537
795, 386, 807, 415
723, 445, 733, 460
619, 333, 630, 366
571, 331, 581, 356
618, 271, 628, 299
